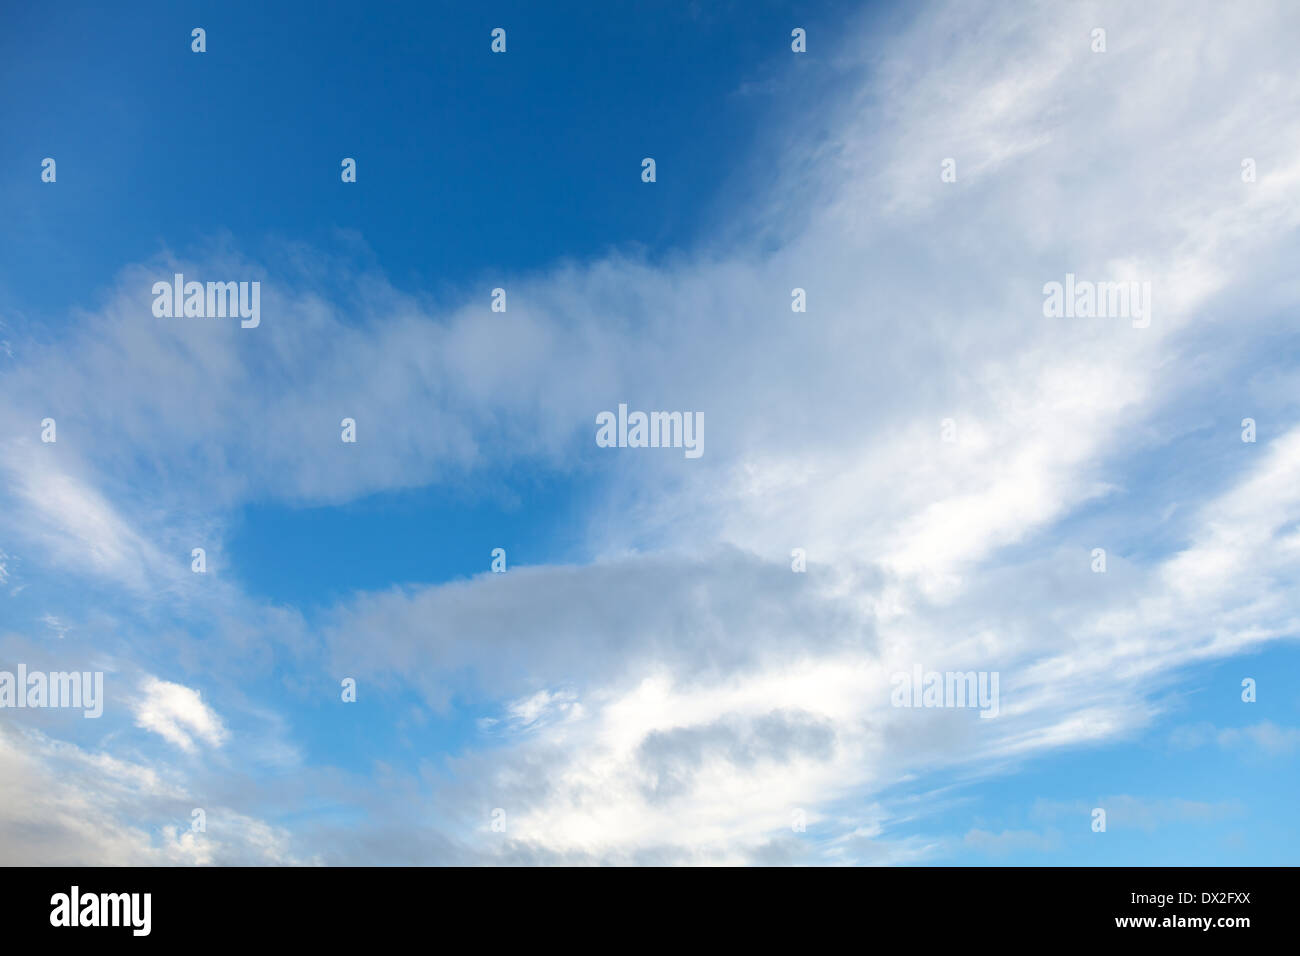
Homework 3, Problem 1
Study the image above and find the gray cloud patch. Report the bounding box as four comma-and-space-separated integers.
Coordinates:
323, 548, 874, 708
637, 710, 836, 803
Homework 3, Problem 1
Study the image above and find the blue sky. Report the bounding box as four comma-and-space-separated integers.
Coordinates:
1, 0, 861, 323
1, 0, 1299, 865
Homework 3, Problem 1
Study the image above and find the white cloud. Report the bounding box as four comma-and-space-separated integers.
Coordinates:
131, 677, 229, 753
0, 724, 308, 865
0, 451, 170, 591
